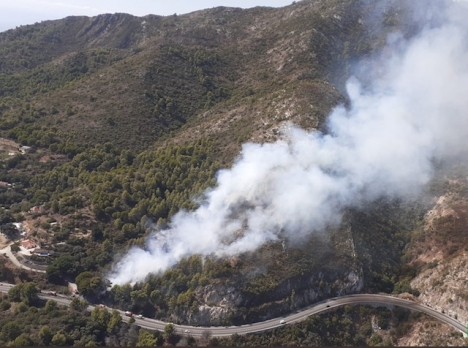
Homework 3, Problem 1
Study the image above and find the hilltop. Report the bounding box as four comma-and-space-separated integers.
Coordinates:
0, 0, 467, 346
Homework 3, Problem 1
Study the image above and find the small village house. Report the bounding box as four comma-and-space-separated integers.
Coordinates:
21, 239, 36, 249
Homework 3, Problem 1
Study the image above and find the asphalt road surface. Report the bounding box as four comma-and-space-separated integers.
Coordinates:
0, 282, 464, 337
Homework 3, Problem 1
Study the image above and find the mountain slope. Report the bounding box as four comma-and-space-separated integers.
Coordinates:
0, 0, 463, 336
0, 0, 413, 157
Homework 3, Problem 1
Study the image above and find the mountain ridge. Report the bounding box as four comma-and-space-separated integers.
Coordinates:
0, 0, 392, 157
1, 1, 466, 346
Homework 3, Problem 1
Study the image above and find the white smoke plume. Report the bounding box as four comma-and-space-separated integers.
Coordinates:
109, 1, 468, 285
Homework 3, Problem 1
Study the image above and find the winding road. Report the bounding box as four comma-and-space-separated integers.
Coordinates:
0, 243, 46, 273
0, 282, 465, 337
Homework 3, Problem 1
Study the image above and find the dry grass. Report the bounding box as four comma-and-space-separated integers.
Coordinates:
0, 235, 10, 249
397, 317, 464, 346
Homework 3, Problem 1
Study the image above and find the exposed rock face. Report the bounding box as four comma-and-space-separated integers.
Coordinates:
411, 251, 468, 326
409, 181, 468, 328
191, 305, 231, 326
199, 284, 244, 307
189, 283, 243, 325
186, 269, 364, 326
397, 318, 465, 346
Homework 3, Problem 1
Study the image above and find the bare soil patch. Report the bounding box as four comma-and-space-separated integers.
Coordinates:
0, 137, 20, 154
39, 154, 68, 163
0, 235, 10, 249
397, 317, 464, 346
407, 176, 468, 336
408, 191, 468, 267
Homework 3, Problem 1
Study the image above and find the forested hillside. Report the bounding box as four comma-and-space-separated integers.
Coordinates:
1, 0, 467, 346
0, 0, 419, 157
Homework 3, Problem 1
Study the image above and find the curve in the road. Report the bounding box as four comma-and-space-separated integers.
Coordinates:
0, 243, 46, 273
0, 283, 464, 337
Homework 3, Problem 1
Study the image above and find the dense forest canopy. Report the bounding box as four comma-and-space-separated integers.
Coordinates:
0, 0, 468, 346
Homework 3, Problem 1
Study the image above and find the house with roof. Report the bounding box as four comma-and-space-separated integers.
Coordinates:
21, 239, 36, 249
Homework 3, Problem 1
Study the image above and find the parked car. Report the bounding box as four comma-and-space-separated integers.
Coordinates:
137, 314, 144, 319
280, 320, 285, 324
125, 311, 133, 317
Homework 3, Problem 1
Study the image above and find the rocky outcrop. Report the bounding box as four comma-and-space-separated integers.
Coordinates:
198, 284, 243, 307
241, 269, 364, 323
184, 268, 364, 326
411, 251, 468, 326
188, 283, 243, 325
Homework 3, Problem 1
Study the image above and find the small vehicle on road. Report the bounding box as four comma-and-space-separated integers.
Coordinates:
49, 291, 57, 296
326, 305, 330, 308
125, 311, 133, 317
280, 320, 286, 324
184, 330, 190, 333
99, 304, 105, 308
137, 314, 144, 319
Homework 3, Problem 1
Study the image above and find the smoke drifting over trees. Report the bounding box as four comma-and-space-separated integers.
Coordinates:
109, 1, 468, 285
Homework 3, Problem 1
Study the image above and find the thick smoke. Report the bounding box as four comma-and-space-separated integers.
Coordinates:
109, 1, 468, 285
